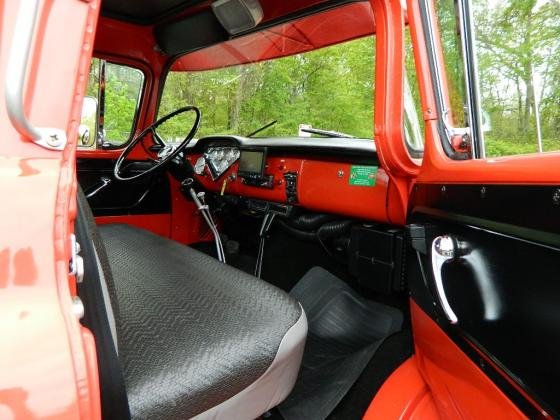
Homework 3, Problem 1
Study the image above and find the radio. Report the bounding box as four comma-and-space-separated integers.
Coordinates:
238, 147, 274, 188
240, 173, 274, 188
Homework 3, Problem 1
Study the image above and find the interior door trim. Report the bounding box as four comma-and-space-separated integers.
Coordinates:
408, 184, 559, 418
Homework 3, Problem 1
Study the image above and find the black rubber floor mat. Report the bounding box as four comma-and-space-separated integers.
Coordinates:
279, 267, 403, 420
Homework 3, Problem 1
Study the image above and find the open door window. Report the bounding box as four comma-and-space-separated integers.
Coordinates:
78, 58, 144, 149
404, 0, 560, 418
420, 0, 560, 159
404, 26, 425, 160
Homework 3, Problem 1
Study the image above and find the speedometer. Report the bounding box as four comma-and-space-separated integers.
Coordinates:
204, 147, 240, 179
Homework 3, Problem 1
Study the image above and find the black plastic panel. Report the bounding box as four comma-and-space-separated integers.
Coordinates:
411, 184, 560, 242
408, 184, 560, 418
349, 226, 405, 294
77, 158, 171, 216
101, 0, 203, 24
187, 135, 379, 165
155, 10, 229, 56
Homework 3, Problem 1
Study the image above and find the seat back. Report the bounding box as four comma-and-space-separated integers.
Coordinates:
76, 187, 130, 419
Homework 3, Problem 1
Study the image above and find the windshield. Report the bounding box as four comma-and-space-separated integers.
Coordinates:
158, 35, 375, 140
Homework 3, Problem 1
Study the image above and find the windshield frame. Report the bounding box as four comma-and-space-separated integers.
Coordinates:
156, 2, 377, 142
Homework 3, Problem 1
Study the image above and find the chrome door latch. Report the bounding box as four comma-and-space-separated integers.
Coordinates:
85, 177, 112, 198
431, 235, 458, 324
69, 234, 84, 283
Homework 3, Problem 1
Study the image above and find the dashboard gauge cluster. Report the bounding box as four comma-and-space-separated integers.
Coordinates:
196, 146, 240, 179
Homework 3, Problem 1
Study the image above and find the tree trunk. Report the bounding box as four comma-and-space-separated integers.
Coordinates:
520, 3, 535, 136
523, 70, 534, 135
229, 68, 249, 131
516, 77, 523, 132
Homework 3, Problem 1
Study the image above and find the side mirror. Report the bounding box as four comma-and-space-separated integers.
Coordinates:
79, 96, 98, 147
481, 110, 492, 133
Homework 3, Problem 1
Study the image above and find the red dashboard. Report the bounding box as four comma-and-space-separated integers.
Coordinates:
187, 154, 390, 222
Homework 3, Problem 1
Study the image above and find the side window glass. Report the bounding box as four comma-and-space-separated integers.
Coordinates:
404, 26, 425, 158
79, 57, 100, 147
435, 0, 468, 128
434, 0, 560, 157
79, 59, 144, 148
473, 1, 560, 156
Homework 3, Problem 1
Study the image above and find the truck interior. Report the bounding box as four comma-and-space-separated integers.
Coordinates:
78, 3, 409, 419
0, 0, 558, 419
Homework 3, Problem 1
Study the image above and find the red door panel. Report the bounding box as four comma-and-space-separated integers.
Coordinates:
411, 301, 527, 420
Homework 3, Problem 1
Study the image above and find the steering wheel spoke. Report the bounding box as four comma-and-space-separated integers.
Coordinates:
114, 106, 201, 182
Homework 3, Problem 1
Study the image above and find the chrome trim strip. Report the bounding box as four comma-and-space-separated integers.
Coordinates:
456, 0, 485, 158
417, 0, 469, 160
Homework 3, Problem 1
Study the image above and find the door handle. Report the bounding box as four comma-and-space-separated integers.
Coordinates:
5, 0, 67, 150
431, 236, 458, 324
85, 177, 112, 198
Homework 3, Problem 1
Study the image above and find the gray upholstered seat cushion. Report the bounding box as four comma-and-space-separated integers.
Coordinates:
99, 223, 306, 419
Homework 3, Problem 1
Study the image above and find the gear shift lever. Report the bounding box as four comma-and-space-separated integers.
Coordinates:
182, 178, 226, 263
254, 212, 276, 278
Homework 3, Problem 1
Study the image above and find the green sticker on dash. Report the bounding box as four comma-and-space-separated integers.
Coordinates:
349, 165, 378, 187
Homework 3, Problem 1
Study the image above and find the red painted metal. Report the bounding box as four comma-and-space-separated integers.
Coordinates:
168, 177, 215, 245
363, 356, 440, 420
366, 0, 419, 226
298, 160, 389, 221
76, 15, 166, 161
0, 0, 102, 418
405, 0, 560, 184
371, 0, 420, 178
172, 2, 375, 71
410, 300, 527, 420
94, 180, 213, 245
187, 155, 391, 222
2, 0, 551, 415
95, 214, 172, 238
190, 155, 290, 203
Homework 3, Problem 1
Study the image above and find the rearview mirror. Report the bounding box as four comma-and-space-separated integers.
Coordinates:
481, 110, 492, 133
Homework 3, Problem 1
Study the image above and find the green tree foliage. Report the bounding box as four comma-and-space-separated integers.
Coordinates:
83, 1, 560, 158
436, 0, 468, 126
405, 28, 426, 151
81, 59, 144, 145
437, 0, 560, 156
157, 37, 375, 140
104, 64, 143, 144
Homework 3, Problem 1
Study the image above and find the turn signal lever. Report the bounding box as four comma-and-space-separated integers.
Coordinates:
182, 178, 226, 263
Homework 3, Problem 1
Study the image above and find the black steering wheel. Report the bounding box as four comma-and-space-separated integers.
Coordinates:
114, 106, 201, 181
